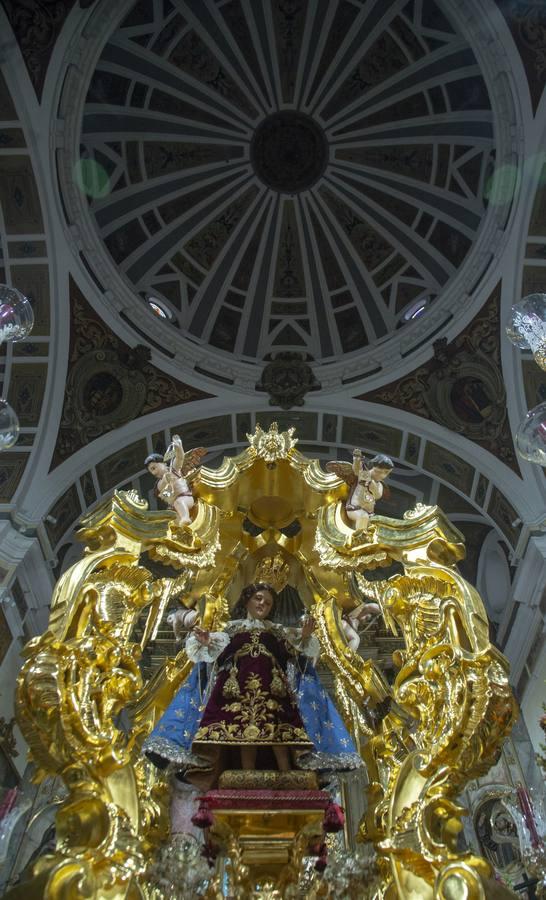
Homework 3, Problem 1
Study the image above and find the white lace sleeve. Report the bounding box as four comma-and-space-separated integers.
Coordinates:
285, 627, 320, 661
299, 633, 321, 660
185, 630, 230, 663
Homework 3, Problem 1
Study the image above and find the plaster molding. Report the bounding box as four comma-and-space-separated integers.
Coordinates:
504, 603, 543, 684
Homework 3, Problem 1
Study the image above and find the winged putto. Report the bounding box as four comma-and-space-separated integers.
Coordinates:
145, 434, 207, 525
326, 448, 393, 532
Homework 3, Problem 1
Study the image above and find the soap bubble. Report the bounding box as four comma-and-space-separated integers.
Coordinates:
0, 400, 19, 451
516, 402, 546, 466
0, 285, 34, 342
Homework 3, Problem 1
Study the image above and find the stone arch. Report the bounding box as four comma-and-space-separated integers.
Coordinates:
0, 62, 52, 509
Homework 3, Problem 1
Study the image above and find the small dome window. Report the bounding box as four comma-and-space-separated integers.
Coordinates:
146, 295, 173, 321
401, 296, 431, 323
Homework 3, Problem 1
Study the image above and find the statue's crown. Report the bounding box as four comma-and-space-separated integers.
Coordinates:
253, 554, 290, 592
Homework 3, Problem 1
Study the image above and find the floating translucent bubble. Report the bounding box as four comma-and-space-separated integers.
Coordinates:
516, 401, 546, 466
74, 158, 110, 199
484, 164, 518, 206
0, 285, 34, 342
0, 399, 19, 451
506, 293, 546, 368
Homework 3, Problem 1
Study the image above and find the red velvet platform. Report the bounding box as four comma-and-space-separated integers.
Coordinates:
203, 788, 331, 811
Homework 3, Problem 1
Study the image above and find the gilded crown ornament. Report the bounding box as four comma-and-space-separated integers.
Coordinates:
246, 421, 297, 463
253, 554, 291, 592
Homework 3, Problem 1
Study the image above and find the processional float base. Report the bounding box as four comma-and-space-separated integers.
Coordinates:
200, 780, 330, 875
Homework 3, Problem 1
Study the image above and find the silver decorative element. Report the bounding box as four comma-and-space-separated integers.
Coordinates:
0, 285, 34, 343
0, 400, 19, 451
144, 833, 210, 898
321, 844, 382, 897
507, 294, 546, 466
516, 401, 546, 467
506, 293, 546, 368
0, 284, 34, 451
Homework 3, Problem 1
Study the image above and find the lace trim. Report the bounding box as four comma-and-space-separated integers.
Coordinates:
185, 631, 230, 663
143, 738, 362, 773
296, 750, 364, 771
226, 620, 318, 658
225, 619, 285, 637
142, 735, 211, 770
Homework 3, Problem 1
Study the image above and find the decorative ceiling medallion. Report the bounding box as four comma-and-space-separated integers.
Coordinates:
423, 337, 506, 440
256, 352, 321, 409
51, 281, 213, 467
65, 347, 148, 437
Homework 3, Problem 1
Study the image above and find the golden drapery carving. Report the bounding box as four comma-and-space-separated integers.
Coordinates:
9, 425, 516, 899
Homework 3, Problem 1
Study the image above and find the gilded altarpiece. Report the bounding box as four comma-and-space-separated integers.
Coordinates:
8, 425, 516, 899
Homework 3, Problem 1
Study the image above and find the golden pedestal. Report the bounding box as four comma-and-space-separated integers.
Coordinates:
204, 780, 328, 882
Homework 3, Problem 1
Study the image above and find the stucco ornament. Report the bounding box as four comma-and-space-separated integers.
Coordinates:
256, 353, 321, 409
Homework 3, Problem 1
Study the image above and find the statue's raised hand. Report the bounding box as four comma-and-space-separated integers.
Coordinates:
193, 626, 210, 646
301, 616, 316, 640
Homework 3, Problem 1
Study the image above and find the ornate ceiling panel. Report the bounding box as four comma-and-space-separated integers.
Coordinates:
2, 0, 80, 99
50, 278, 213, 469
77, 0, 497, 366
356, 282, 521, 473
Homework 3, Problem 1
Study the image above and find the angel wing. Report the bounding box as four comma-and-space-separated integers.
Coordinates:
325, 460, 357, 487
181, 446, 207, 475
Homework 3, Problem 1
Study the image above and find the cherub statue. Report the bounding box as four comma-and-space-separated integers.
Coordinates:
145, 435, 206, 526
326, 450, 393, 532
167, 608, 198, 643
341, 602, 381, 651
